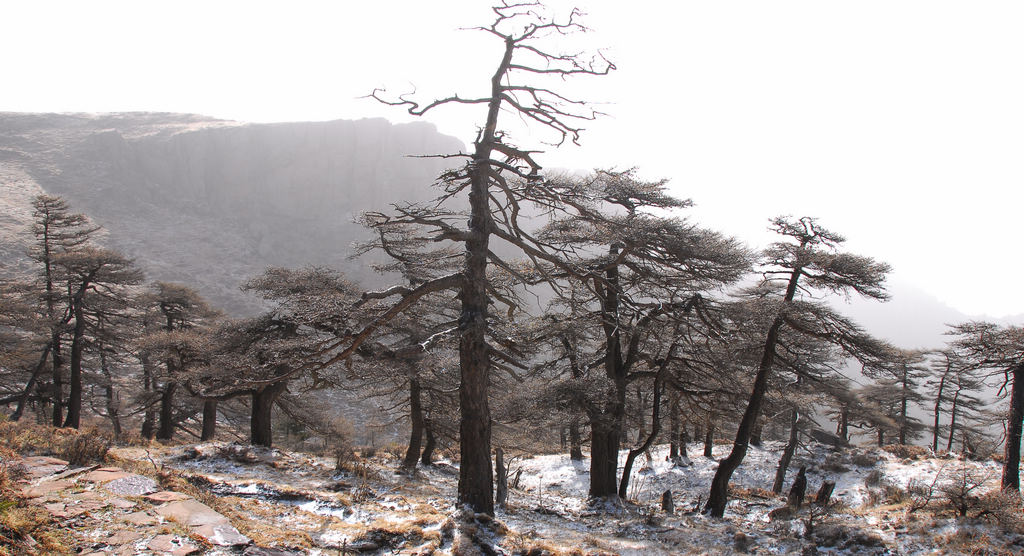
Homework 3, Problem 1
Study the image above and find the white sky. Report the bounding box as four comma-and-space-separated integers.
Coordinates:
3, 0, 1022, 317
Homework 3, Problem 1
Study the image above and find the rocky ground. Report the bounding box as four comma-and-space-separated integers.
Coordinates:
7, 454, 266, 555
4, 435, 1024, 555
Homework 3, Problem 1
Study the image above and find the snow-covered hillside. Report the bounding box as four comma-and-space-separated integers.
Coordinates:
90, 440, 1021, 555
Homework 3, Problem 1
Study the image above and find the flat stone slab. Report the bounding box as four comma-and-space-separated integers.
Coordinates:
156, 499, 249, 546
44, 502, 70, 518
193, 522, 252, 546
105, 529, 143, 545
15, 456, 69, 479
148, 534, 201, 555
145, 491, 192, 503
156, 498, 229, 527
22, 478, 74, 498
81, 468, 131, 483
46, 464, 99, 481
123, 510, 159, 525
107, 497, 136, 509
103, 474, 159, 496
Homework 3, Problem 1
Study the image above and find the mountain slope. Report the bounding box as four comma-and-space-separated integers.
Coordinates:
0, 112, 464, 314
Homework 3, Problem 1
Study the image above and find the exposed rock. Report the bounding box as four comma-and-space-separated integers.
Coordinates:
104, 530, 143, 545
122, 510, 159, 525
242, 548, 305, 556
14, 456, 69, 479
147, 534, 201, 555
145, 491, 192, 503
81, 467, 132, 483
22, 479, 74, 498
155, 498, 250, 546
103, 474, 159, 496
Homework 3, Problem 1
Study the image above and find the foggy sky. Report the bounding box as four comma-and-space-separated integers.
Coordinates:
4, 0, 1022, 318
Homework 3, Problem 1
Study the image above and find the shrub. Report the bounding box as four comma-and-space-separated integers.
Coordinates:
882, 444, 929, 460
864, 469, 885, 487
850, 451, 880, 467
59, 427, 112, 465
326, 418, 356, 470
976, 489, 1024, 533
940, 463, 993, 517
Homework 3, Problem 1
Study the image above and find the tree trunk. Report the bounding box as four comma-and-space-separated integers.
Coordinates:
618, 376, 664, 499
837, 404, 849, 442
669, 394, 680, 461
51, 331, 63, 427
588, 417, 621, 498
157, 381, 177, 441
772, 408, 799, 494
12, 343, 52, 421
1002, 363, 1024, 491
251, 381, 286, 447
877, 428, 884, 447
750, 420, 763, 448
899, 369, 909, 445
704, 424, 714, 458
679, 427, 690, 460
947, 387, 961, 453
495, 446, 508, 507
99, 350, 122, 438
140, 354, 156, 440
569, 417, 583, 461
201, 400, 217, 441
402, 378, 424, 470
421, 417, 436, 466
933, 370, 948, 452
62, 299, 86, 429
453, 35, 519, 518
705, 266, 800, 518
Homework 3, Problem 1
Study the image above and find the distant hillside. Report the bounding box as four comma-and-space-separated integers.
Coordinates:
0, 112, 464, 314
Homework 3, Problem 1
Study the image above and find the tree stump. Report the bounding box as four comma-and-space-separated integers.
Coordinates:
661, 490, 674, 515
787, 466, 807, 508
814, 480, 835, 506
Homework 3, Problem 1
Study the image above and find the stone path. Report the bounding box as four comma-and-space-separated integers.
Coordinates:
10, 455, 256, 555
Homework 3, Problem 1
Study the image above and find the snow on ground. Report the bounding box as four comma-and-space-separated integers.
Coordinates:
135, 440, 1021, 555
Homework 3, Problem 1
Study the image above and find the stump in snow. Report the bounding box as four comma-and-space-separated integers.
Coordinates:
787, 466, 807, 508
661, 490, 674, 515
815, 480, 836, 506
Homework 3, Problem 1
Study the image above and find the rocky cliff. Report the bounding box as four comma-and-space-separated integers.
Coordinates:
0, 112, 464, 314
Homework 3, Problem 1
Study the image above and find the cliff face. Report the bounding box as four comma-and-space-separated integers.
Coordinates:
0, 112, 464, 314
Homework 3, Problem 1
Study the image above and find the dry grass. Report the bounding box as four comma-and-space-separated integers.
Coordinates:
881, 444, 930, 460
731, 486, 779, 501
0, 453, 70, 555
0, 421, 112, 466
502, 531, 585, 556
